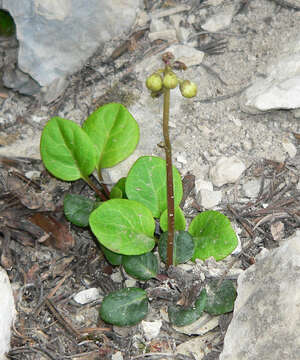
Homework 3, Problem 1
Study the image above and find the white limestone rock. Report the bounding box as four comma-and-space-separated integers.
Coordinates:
0, 267, 16, 360
141, 320, 162, 340
243, 178, 261, 198
73, 288, 101, 305
220, 232, 300, 360
202, 5, 235, 32
2, 0, 140, 87
196, 189, 222, 209
210, 156, 246, 187
241, 34, 300, 112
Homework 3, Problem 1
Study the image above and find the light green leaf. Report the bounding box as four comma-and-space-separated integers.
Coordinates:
110, 177, 127, 199
125, 156, 183, 218
160, 206, 186, 232
89, 199, 155, 255
40, 117, 97, 181
189, 210, 238, 261
82, 103, 139, 169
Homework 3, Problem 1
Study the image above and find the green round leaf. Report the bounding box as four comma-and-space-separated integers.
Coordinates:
125, 156, 183, 218
123, 252, 159, 281
158, 231, 194, 265
168, 289, 207, 326
160, 206, 186, 232
40, 117, 97, 181
110, 177, 127, 199
189, 210, 238, 261
64, 194, 95, 227
100, 287, 148, 326
82, 103, 139, 169
101, 245, 123, 265
89, 199, 155, 255
204, 280, 237, 315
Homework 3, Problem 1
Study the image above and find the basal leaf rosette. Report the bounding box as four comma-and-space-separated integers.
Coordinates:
89, 199, 155, 255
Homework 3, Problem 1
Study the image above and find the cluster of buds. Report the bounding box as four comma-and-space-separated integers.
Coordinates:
145, 53, 197, 99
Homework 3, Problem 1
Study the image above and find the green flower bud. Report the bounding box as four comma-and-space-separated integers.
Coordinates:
146, 73, 163, 92
180, 80, 197, 98
163, 71, 178, 89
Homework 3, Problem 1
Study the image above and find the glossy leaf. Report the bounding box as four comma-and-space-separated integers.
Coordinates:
82, 103, 139, 169
101, 245, 123, 266
40, 117, 97, 181
89, 199, 155, 255
158, 231, 194, 265
204, 280, 237, 315
64, 194, 95, 227
125, 156, 183, 218
100, 287, 148, 326
110, 177, 127, 199
160, 206, 186, 232
168, 289, 207, 326
189, 210, 238, 261
122, 252, 159, 281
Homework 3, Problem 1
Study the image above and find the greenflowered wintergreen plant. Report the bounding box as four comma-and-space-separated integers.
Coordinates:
39, 53, 238, 327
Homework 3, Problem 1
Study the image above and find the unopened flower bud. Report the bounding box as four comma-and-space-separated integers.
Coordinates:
146, 73, 163, 92
163, 71, 178, 89
180, 80, 197, 98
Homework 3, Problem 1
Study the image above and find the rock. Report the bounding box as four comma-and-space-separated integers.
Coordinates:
220, 232, 300, 360
240, 34, 300, 112
196, 189, 222, 209
148, 29, 177, 42
282, 141, 297, 158
150, 18, 169, 33
0, 267, 16, 359
2, 0, 140, 87
141, 320, 162, 340
202, 5, 235, 32
112, 351, 123, 360
210, 156, 246, 187
41, 77, 69, 104
73, 288, 101, 305
243, 178, 261, 198
2, 67, 40, 95
195, 179, 213, 193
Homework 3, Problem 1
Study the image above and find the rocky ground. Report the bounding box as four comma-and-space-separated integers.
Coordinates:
1, 0, 300, 359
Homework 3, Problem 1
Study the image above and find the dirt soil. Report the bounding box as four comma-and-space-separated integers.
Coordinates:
1, 0, 300, 359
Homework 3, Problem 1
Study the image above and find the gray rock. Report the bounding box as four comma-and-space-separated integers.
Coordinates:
220, 232, 300, 360
0, 267, 16, 359
241, 34, 300, 112
210, 156, 246, 187
2, 67, 40, 95
202, 4, 235, 32
243, 178, 261, 198
196, 189, 222, 209
2, 0, 140, 87
141, 320, 162, 340
73, 288, 101, 305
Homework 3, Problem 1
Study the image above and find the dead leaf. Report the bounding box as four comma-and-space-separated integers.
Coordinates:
29, 213, 75, 252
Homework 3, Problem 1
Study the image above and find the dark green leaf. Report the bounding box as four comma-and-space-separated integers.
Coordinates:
89, 199, 155, 255
123, 252, 159, 281
40, 117, 97, 181
64, 194, 95, 227
101, 245, 123, 265
0, 10, 15, 36
100, 287, 148, 326
204, 280, 237, 315
189, 210, 238, 261
125, 156, 183, 218
158, 231, 194, 265
168, 289, 207, 326
82, 103, 139, 169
